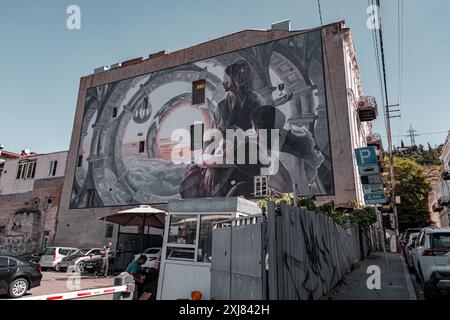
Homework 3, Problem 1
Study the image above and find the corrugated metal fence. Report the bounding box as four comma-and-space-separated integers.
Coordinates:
211, 201, 376, 300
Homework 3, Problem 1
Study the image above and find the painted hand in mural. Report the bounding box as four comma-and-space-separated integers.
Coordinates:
273, 91, 294, 108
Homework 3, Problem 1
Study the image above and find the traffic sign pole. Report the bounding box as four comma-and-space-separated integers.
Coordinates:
376, 206, 393, 286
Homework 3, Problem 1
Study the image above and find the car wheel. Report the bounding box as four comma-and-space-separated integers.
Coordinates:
55, 264, 61, 272
8, 278, 29, 298
77, 261, 85, 272
423, 287, 434, 300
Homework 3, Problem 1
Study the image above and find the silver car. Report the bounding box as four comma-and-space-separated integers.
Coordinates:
59, 248, 102, 272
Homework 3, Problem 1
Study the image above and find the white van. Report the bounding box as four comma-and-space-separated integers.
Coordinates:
39, 247, 79, 271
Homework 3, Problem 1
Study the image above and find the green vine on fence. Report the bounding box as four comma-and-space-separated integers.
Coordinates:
256, 194, 376, 230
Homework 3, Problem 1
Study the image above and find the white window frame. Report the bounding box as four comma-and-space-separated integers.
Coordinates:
16, 160, 37, 180
48, 160, 58, 177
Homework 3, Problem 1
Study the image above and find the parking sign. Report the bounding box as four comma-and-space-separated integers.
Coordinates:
355, 147, 378, 166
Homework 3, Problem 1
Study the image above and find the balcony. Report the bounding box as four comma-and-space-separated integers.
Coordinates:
367, 133, 383, 150
358, 96, 378, 122
437, 196, 450, 206
442, 171, 450, 180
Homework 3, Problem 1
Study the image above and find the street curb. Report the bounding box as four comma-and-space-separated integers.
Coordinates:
400, 254, 417, 300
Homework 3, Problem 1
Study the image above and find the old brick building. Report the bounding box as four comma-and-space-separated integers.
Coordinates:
0, 151, 67, 255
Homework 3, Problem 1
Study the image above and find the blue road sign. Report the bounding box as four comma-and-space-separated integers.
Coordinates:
364, 193, 387, 205
355, 147, 378, 167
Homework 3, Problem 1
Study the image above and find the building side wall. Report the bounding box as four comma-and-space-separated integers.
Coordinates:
56, 22, 372, 248
0, 151, 67, 195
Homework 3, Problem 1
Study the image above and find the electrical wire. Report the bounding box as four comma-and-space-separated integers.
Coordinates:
317, 0, 323, 26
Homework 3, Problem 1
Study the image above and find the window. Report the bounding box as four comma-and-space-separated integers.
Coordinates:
42, 231, 49, 249
198, 215, 230, 263
9, 258, 17, 267
16, 160, 37, 180
419, 232, 426, 246
143, 98, 149, 111
43, 247, 56, 255
166, 248, 195, 261
192, 80, 206, 105
45, 198, 53, 210
432, 233, 450, 250
86, 189, 95, 207
254, 176, 269, 197
144, 248, 160, 255
105, 224, 114, 238
0, 226, 5, 234
77, 155, 83, 167
190, 123, 204, 151
0, 257, 8, 268
168, 215, 197, 245
139, 141, 146, 153
48, 160, 58, 177
112, 107, 118, 118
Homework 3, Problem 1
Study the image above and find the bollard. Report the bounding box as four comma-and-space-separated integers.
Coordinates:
113, 272, 135, 300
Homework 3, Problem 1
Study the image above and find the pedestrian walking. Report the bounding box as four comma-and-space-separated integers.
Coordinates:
100, 242, 111, 277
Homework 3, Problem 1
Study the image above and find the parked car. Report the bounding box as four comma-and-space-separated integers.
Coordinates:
18, 252, 43, 265
59, 248, 103, 272
0, 255, 42, 298
404, 232, 419, 270
410, 227, 450, 299
402, 228, 422, 248
39, 247, 79, 271
134, 248, 162, 270
84, 251, 115, 274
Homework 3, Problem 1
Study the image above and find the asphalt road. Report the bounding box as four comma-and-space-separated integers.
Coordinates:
1, 270, 116, 300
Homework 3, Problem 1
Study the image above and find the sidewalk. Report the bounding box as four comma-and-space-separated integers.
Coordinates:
326, 252, 416, 300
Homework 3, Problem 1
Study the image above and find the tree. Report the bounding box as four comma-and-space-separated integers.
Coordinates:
401, 140, 405, 149
384, 157, 431, 232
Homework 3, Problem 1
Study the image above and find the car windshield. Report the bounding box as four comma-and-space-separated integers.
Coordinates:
68, 250, 84, 257
43, 248, 56, 255
145, 248, 160, 254
432, 233, 450, 250
79, 248, 92, 255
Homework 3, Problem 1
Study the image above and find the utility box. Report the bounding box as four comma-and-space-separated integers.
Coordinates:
156, 197, 261, 300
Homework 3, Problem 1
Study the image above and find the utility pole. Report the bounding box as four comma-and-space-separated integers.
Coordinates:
385, 104, 401, 248
376, 0, 401, 249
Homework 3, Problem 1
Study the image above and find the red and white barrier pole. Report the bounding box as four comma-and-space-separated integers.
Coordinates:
18, 285, 129, 300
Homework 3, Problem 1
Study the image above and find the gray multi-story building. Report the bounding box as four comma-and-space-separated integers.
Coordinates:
56, 21, 381, 249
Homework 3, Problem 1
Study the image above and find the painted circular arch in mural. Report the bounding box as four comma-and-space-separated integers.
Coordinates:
89, 64, 223, 205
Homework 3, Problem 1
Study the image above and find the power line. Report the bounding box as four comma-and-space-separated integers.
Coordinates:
402, 35, 450, 72
397, 0, 404, 147
383, 130, 450, 138
317, 0, 323, 26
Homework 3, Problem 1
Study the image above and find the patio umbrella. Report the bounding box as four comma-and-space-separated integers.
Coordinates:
99, 205, 166, 254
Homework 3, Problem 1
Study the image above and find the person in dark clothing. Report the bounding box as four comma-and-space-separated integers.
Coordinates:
179, 60, 263, 198
249, 105, 324, 185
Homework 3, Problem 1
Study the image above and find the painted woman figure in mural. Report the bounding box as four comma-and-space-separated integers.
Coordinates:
249, 105, 324, 186
179, 60, 265, 198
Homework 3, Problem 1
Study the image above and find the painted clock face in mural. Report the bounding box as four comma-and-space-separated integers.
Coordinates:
70, 30, 334, 209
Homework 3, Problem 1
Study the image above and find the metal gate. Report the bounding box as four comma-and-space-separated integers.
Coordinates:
114, 233, 163, 271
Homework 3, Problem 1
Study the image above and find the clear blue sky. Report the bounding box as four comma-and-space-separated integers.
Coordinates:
1, 0, 449, 153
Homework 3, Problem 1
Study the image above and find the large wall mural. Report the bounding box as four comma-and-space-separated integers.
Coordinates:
70, 30, 334, 209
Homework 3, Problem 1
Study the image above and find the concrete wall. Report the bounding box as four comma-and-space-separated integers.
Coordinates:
0, 177, 64, 255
